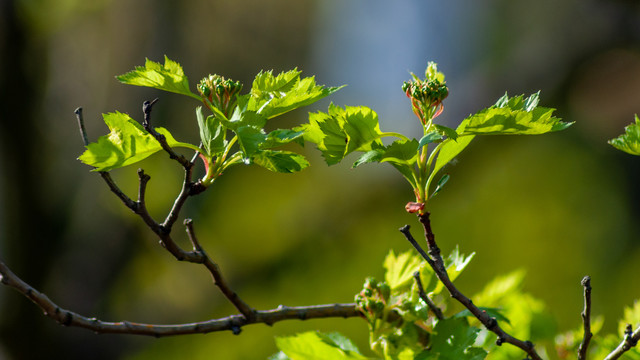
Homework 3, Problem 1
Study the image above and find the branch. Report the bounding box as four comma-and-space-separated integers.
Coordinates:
142, 98, 191, 169
413, 271, 444, 320
604, 324, 640, 360
0, 258, 360, 336
400, 212, 543, 360
578, 276, 592, 360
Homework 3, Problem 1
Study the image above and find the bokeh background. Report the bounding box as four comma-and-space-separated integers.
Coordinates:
1, 0, 640, 359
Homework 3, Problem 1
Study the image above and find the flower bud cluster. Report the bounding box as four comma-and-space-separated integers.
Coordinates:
355, 277, 391, 325
198, 74, 243, 117
402, 64, 448, 126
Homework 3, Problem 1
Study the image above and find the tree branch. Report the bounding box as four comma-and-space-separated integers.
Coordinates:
142, 98, 191, 169
0, 258, 360, 337
400, 212, 543, 360
578, 276, 592, 360
604, 324, 640, 360
413, 271, 444, 320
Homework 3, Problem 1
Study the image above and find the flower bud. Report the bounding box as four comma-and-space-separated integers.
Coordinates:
198, 74, 243, 116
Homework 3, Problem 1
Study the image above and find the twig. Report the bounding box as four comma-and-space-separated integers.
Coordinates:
400, 212, 542, 360
604, 324, 640, 360
578, 276, 592, 360
142, 99, 191, 168
0, 259, 360, 336
74, 107, 89, 146
413, 271, 444, 320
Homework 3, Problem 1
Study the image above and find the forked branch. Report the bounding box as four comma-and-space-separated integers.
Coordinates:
400, 212, 543, 360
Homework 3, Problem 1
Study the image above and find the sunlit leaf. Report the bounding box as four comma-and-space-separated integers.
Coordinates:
418, 131, 444, 149
252, 150, 309, 173
248, 70, 342, 119
384, 250, 423, 292
609, 115, 640, 156
116, 56, 199, 100
78, 112, 197, 171
303, 105, 384, 165
274, 331, 368, 360
460, 92, 572, 136
196, 107, 226, 156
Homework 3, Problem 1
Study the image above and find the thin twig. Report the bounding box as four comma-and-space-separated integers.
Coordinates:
578, 276, 592, 360
74, 107, 89, 146
142, 99, 191, 168
413, 271, 444, 320
604, 324, 640, 360
400, 213, 542, 360
0, 259, 359, 336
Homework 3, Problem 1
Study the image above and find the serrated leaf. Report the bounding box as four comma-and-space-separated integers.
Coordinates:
609, 115, 640, 156
303, 104, 384, 165
460, 92, 572, 135
431, 135, 475, 181
78, 112, 196, 171
236, 125, 267, 159
196, 107, 226, 156
248, 70, 342, 119
417, 318, 486, 360
261, 129, 305, 149
252, 150, 309, 173
432, 247, 474, 293
274, 331, 368, 360
116, 56, 199, 100
384, 250, 423, 293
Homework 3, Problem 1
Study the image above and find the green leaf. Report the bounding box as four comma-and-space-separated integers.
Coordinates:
431, 135, 475, 181
430, 174, 450, 197
236, 125, 267, 160
116, 56, 199, 100
619, 300, 640, 336
434, 124, 458, 140
252, 150, 309, 173
418, 131, 444, 149
196, 107, 226, 156
274, 331, 368, 360
384, 250, 423, 293
303, 104, 384, 165
352, 140, 419, 168
459, 92, 572, 136
261, 129, 305, 149
248, 69, 342, 119
418, 318, 486, 360
78, 112, 196, 171
432, 246, 474, 294
609, 115, 640, 156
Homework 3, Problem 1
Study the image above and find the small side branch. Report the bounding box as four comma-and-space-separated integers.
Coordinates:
578, 276, 592, 360
413, 271, 444, 320
0, 259, 359, 336
142, 99, 191, 169
604, 325, 640, 360
400, 213, 542, 360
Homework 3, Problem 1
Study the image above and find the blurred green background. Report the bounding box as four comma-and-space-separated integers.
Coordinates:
1, 0, 640, 359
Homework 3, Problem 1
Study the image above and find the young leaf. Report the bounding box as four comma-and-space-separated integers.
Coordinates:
248, 70, 343, 119
431, 134, 476, 186
609, 115, 640, 156
418, 131, 444, 149
116, 56, 200, 100
274, 331, 368, 360
303, 104, 384, 165
459, 92, 572, 136
430, 173, 450, 197
384, 250, 423, 292
261, 129, 305, 149
78, 112, 197, 171
417, 318, 487, 360
196, 107, 226, 156
352, 140, 419, 168
252, 150, 309, 173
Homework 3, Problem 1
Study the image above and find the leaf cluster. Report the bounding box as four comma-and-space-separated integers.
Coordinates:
79, 56, 340, 185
